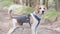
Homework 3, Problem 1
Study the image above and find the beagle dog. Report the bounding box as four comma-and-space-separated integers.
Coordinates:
7, 5, 46, 34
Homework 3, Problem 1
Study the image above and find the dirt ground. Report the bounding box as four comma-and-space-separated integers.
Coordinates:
0, 8, 60, 34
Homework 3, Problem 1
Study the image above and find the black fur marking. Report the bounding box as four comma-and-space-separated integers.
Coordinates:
14, 14, 31, 25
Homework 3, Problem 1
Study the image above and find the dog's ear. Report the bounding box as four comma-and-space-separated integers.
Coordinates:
43, 5, 47, 11
44, 5, 48, 12
34, 5, 40, 13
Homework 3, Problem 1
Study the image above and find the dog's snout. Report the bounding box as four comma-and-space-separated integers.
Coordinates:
42, 11, 44, 12
42, 11, 44, 14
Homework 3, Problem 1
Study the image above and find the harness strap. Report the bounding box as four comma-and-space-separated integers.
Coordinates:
30, 13, 41, 28
33, 14, 41, 27
33, 14, 40, 21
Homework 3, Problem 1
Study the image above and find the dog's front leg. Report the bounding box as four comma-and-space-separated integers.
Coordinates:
31, 25, 36, 34
31, 22, 38, 34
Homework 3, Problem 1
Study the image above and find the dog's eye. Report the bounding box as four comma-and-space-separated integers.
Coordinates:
39, 8, 41, 9
44, 8, 45, 9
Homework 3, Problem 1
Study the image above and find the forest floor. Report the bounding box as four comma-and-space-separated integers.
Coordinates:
0, 8, 60, 34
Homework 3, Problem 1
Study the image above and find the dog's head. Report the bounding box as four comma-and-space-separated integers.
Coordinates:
35, 5, 47, 15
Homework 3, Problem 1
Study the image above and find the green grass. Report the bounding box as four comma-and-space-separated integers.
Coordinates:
43, 9, 57, 19
0, 0, 15, 7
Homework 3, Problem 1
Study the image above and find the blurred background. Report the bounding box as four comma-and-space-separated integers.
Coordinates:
0, 0, 60, 34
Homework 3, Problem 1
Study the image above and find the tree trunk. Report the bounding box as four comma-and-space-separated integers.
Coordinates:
13, 0, 19, 4
56, 0, 60, 11
19, 0, 23, 5
30, 0, 36, 8
45, 0, 48, 9
40, 0, 43, 5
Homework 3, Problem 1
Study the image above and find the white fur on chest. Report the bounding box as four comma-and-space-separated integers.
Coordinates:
30, 13, 38, 26
30, 13, 39, 34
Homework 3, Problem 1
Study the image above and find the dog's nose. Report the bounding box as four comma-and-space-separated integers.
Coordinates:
42, 11, 44, 14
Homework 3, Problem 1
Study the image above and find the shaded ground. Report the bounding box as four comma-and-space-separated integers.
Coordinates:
0, 8, 60, 34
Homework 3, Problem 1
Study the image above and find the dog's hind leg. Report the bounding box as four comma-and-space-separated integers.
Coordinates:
7, 19, 18, 34
7, 26, 17, 34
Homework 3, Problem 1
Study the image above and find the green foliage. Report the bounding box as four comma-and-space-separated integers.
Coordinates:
44, 9, 57, 19
0, 0, 33, 14
22, 6, 33, 14
0, 0, 15, 7
12, 5, 33, 15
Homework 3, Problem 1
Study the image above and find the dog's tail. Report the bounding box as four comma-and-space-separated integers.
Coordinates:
8, 6, 14, 19
8, 9, 12, 19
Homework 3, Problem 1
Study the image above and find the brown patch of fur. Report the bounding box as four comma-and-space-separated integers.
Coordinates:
30, 16, 33, 25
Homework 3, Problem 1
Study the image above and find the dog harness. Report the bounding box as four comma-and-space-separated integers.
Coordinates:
33, 14, 41, 27
16, 13, 40, 26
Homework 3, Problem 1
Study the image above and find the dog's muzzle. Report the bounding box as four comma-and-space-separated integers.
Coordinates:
42, 11, 44, 14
